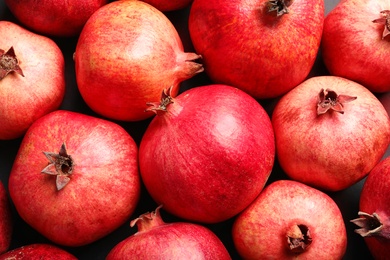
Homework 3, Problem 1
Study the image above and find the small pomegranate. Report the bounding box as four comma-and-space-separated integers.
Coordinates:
232, 180, 347, 259
351, 157, 390, 260
106, 206, 231, 259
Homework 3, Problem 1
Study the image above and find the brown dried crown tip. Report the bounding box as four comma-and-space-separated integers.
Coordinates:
373, 10, 390, 39
317, 88, 357, 115
267, 0, 293, 17
0, 46, 24, 79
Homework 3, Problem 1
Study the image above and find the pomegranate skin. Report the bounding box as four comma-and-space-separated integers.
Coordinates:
74, 0, 203, 122
0, 181, 12, 254
8, 110, 141, 247
5, 0, 108, 37
0, 21, 65, 140
352, 157, 390, 260
107, 206, 231, 260
232, 180, 347, 259
272, 76, 390, 191
139, 84, 275, 223
188, 0, 324, 99
0, 243, 77, 260
321, 0, 390, 93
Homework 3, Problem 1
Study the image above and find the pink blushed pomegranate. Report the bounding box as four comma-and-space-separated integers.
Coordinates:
8, 110, 140, 247
351, 157, 390, 260
74, 0, 203, 122
188, 0, 324, 99
106, 206, 231, 259
0, 243, 77, 260
139, 84, 275, 223
272, 76, 390, 191
321, 0, 390, 93
232, 180, 347, 259
5, 0, 108, 37
0, 21, 65, 140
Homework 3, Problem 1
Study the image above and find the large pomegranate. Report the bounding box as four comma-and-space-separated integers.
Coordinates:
8, 110, 140, 246
74, 0, 203, 122
139, 84, 275, 223
321, 0, 390, 93
106, 206, 231, 259
188, 0, 324, 99
0, 21, 65, 140
351, 156, 390, 260
272, 76, 390, 191
232, 180, 347, 259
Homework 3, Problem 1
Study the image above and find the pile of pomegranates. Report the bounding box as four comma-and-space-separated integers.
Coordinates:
0, 0, 389, 259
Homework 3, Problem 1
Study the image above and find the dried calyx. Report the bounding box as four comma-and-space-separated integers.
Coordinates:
286, 224, 312, 254
41, 143, 74, 191
317, 88, 357, 115
145, 86, 174, 115
373, 10, 390, 39
351, 211, 389, 238
267, 0, 293, 17
0, 46, 24, 79
130, 205, 165, 232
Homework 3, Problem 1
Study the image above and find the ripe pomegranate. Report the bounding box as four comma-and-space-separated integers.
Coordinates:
321, 0, 390, 93
0, 21, 65, 140
272, 76, 390, 191
0, 243, 77, 260
0, 181, 12, 254
232, 180, 347, 259
134, 0, 194, 11
351, 156, 390, 260
139, 84, 275, 223
74, 0, 203, 122
188, 0, 324, 99
5, 0, 108, 37
8, 110, 140, 247
106, 205, 231, 259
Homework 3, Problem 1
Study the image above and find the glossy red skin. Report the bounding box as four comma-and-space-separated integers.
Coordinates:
0, 243, 77, 260
5, 0, 108, 37
139, 84, 275, 223
272, 76, 390, 191
232, 180, 347, 259
188, 0, 324, 99
135, 0, 194, 11
0, 182, 12, 254
321, 0, 390, 93
107, 221, 231, 259
358, 157, 390, 259
74, 1, 203, 122
8, 110, 140, 247
0, 21, 65, 140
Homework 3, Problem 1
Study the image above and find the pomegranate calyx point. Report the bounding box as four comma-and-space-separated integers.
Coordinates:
317, 88, 357, 115
372, 10, 390, 39
350, 211, 383, 237
130, 205, 165, 232
286, 224, 312, 254
41, 143, 74, 191
145, 86, 174, 115
267, 0, 293, 17
0, 46, 24, 80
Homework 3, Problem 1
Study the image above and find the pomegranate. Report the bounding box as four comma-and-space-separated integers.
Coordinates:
106, 205, 231, 259
134, 0, 194, 11
0, 243, 77, 260
188, 0, 324, 99
272, 76, 390, 191
8, 110, 140, 246
321, 0, 390, 93
0, 21, 65, 140
74, 0, 203, 122
5, 0, 108, 37
0, 181, 12, 254
139, 84, 275, 223
351, 156, 390, 260
232, 180, 347, 259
